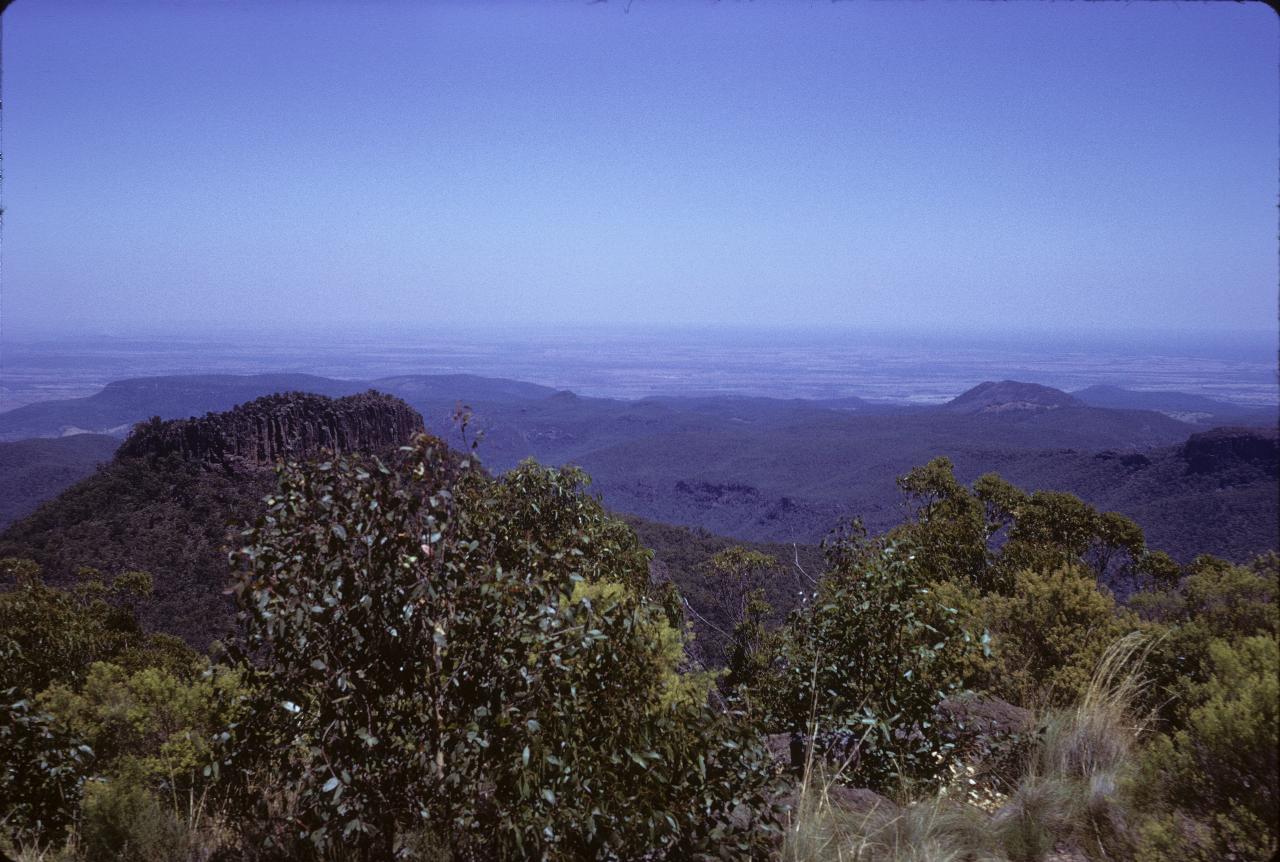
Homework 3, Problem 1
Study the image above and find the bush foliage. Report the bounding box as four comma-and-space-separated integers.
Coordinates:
757, 535, 974, 792
1, 445, 1275, 861
217, 436, 779, 859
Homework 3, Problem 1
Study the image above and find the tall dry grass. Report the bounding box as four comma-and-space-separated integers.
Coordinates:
784, 632, 1157, 862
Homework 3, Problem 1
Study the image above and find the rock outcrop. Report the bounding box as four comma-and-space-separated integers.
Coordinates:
116, 391, 425, 470
1181, 426, 1279, 475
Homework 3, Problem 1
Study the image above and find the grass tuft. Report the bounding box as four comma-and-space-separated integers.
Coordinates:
784, 632, 1157, 862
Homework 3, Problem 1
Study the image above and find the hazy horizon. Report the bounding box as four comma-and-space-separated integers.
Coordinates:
4, 1, 1277, 337
3, 319, 1277, 360
3, 324, 1276, 413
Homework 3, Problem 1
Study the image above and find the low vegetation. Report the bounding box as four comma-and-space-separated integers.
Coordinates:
1, 443, 1275, 860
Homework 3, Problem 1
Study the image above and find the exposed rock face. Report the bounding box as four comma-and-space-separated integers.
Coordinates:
1181, 426, 1279, 475
674, 480, 761, 505
1093, 450, 1151, 470
116, 391, 425, 470
943, 381, 1083, 414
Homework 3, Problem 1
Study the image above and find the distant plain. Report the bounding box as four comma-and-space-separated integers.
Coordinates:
2, 326, 1276, 411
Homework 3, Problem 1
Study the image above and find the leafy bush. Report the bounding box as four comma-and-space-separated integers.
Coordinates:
1181, 554, 1278, 639
217, 438, 779, 860
760, 538, 973, 792
893, 459, 993, 590
79, 779, 188, 862
1138, 553, 1277, 728
38, 661, 243, 799
1133, 635, 1278, 861
0, 559, 163, 696
0, 669, 93, 850
979, 566, 1133, 708
890, 459, 1147, 595
703, 547, 781, 696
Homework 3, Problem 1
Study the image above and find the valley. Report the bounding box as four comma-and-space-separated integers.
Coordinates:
2, 372, 1275, 568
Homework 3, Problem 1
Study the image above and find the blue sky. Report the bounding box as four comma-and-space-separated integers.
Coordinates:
3, 0, 1277, 337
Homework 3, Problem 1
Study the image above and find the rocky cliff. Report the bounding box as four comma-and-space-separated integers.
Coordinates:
1181, 426, 1279, 475
115, 391, 424, 469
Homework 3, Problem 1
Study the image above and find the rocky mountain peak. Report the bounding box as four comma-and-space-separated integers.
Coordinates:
115, 391, 424, 470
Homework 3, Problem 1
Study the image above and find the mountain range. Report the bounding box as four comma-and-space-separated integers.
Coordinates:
1, 374, 1275, 568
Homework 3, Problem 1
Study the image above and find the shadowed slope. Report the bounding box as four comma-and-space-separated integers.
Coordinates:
0, 392, 425, 648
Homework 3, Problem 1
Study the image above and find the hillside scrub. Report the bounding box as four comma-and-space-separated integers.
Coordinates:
754, 532, 976, 793
781, 634, 1154, 862
1, 447, 1276, 861
215, 437, 779, 859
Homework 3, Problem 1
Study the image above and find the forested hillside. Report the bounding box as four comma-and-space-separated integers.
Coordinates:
2, 410, 1275, 861
0, 392, 425, 648
0, 435, 119, 527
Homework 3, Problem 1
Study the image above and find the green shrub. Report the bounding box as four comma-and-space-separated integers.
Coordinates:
1131, 809, 1215, 862
0, 559, 162, 696
703, 547, 781, 696
923, 577, 996, 691
761, 539, 973, 792
1181, 635, 1278, 811
1148, 635, 1279, 861
979, 566, 1132, 708
38, 660, 243, 800
80, 779, 188, 862
1139, 554, 1277, 728
1135, 549, 1182, 592
0, 562, 204, 854
218, 438, 779, 860
0, 665, 93, 850
892, 458, 993, 589
1128, 635, 1278, 861
1181, 556, 1278, 640
889, 459, 1147, 594
1126, 585, 1184, 623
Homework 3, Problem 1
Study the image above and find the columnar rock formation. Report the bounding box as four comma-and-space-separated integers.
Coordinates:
116, 391, 425, 470
1181, 426, 1279, 475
